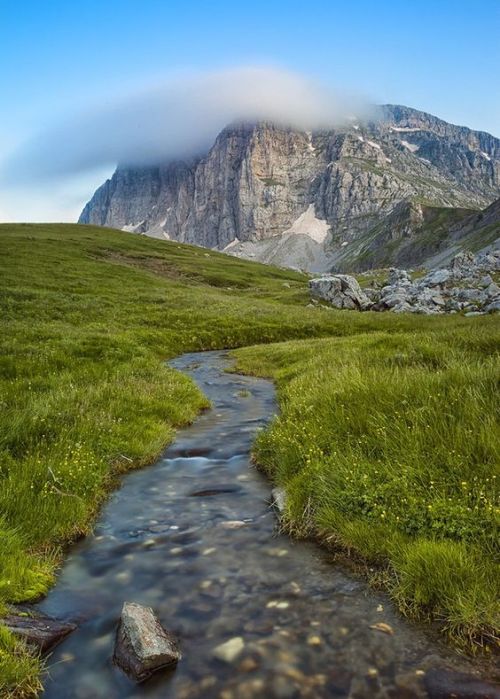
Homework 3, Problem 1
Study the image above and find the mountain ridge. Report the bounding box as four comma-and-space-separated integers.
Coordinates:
79, 104, 500, 271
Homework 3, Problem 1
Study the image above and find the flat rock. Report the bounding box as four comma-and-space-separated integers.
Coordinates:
113, 602, 180, 683
4, 609, 76, 654
218, 520, 247, 529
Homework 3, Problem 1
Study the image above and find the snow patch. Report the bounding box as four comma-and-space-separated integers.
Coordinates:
366, 140, 381, 150
481, 151, 491, 161
305, 131, 315, 152
401, 140, 420, 153
223, 237, 241, 252
389, 126, 422, 132
122, 221, 144, 233
283, 204, 329, 244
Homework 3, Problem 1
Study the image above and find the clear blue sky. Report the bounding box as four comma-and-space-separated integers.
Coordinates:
1, 0, 499, 221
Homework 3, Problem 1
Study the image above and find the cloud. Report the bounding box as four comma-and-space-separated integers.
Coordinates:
1, 66, 371, 184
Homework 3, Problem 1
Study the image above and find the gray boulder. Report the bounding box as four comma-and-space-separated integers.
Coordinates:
421, 268, 451, 286
387, 268, 412, 286
114, 602, 181, 683
309, 275, 372, 310
485, 298, 500, 313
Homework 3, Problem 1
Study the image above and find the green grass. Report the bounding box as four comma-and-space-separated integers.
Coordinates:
234, 327, 500, 650
1, 223, 499, 694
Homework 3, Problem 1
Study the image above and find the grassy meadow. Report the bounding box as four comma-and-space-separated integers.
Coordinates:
234, 327, 499, 650
0, 222, 498, 695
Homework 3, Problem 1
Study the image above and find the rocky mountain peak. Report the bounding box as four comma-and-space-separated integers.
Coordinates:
79, 105, 500, 272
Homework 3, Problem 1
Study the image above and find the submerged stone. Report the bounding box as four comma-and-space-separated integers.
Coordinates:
213, 636, 245, 663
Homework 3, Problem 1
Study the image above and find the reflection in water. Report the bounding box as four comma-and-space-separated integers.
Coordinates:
40, 352, 496, 698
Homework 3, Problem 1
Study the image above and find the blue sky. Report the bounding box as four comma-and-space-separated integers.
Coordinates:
1, 0, 499, 221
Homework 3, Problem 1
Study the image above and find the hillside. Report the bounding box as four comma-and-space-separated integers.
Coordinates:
0, 224, 499, 695
79, 105, 500, 272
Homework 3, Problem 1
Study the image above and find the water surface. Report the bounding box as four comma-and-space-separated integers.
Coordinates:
40, 351, 498, 698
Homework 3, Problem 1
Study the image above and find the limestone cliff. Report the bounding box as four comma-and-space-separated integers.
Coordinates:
79, 105, 500, 271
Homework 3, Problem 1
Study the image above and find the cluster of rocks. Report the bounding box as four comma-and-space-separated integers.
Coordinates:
309, 250, 500, 315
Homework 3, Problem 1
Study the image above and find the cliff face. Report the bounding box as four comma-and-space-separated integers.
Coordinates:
79, 105, 500, 271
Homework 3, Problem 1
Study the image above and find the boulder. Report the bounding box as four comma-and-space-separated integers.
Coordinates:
421, 268, 451, 287
113, 602, 180, 683
388, 268, 412, 286
450, 250, 476, 277
485, 298, 500, 313
3, 609, 76, 654
309, 275, 372, 310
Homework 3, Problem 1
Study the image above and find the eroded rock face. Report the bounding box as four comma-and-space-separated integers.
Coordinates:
113, 602, 181, 682
309, 275, 372, 310
79, 105, 500, 273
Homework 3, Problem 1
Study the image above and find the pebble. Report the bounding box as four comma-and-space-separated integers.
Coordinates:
266, 548, 289, 557
238, 657, 259, 672
266, 600, 289, 609
307, 635, 322, 646
213, 636, 245, 663
218, 520, 247, 529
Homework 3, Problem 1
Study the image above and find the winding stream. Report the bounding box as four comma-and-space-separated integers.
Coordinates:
39, 351, 498, 698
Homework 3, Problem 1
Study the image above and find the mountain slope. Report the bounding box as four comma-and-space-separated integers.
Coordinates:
79, 105, 500, 271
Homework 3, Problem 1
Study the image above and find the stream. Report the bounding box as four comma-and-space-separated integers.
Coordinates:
39, 351, 499, 698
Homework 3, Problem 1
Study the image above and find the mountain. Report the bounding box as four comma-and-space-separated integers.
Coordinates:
79, 105, 500, 272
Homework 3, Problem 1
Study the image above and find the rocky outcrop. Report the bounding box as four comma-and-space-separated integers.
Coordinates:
309, 275, 372, 310
80, 105, 500, 272
311, 250, 500, 315
113, 602, 180, 682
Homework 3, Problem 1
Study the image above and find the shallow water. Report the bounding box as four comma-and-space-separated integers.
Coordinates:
40, 351, 498, 698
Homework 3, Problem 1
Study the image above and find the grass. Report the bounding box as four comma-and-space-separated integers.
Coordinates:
1, 222, 498, 694
233, 326, 500, 650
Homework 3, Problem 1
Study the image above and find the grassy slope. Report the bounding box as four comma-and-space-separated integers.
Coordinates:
0, 223, 498, 693
234, 327, 499, 650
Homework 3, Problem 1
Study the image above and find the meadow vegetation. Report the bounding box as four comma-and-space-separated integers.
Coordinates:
234, 326, 499, 650
0, 223, 498, 694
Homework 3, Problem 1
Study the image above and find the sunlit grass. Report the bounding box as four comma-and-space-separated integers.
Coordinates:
234, 328, 500, 649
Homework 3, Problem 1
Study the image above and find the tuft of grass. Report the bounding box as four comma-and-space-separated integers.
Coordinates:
234, 327, 500, 649
0, 625, 42, 699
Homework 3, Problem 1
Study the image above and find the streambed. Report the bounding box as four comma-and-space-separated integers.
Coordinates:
39, 351, 498, 698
